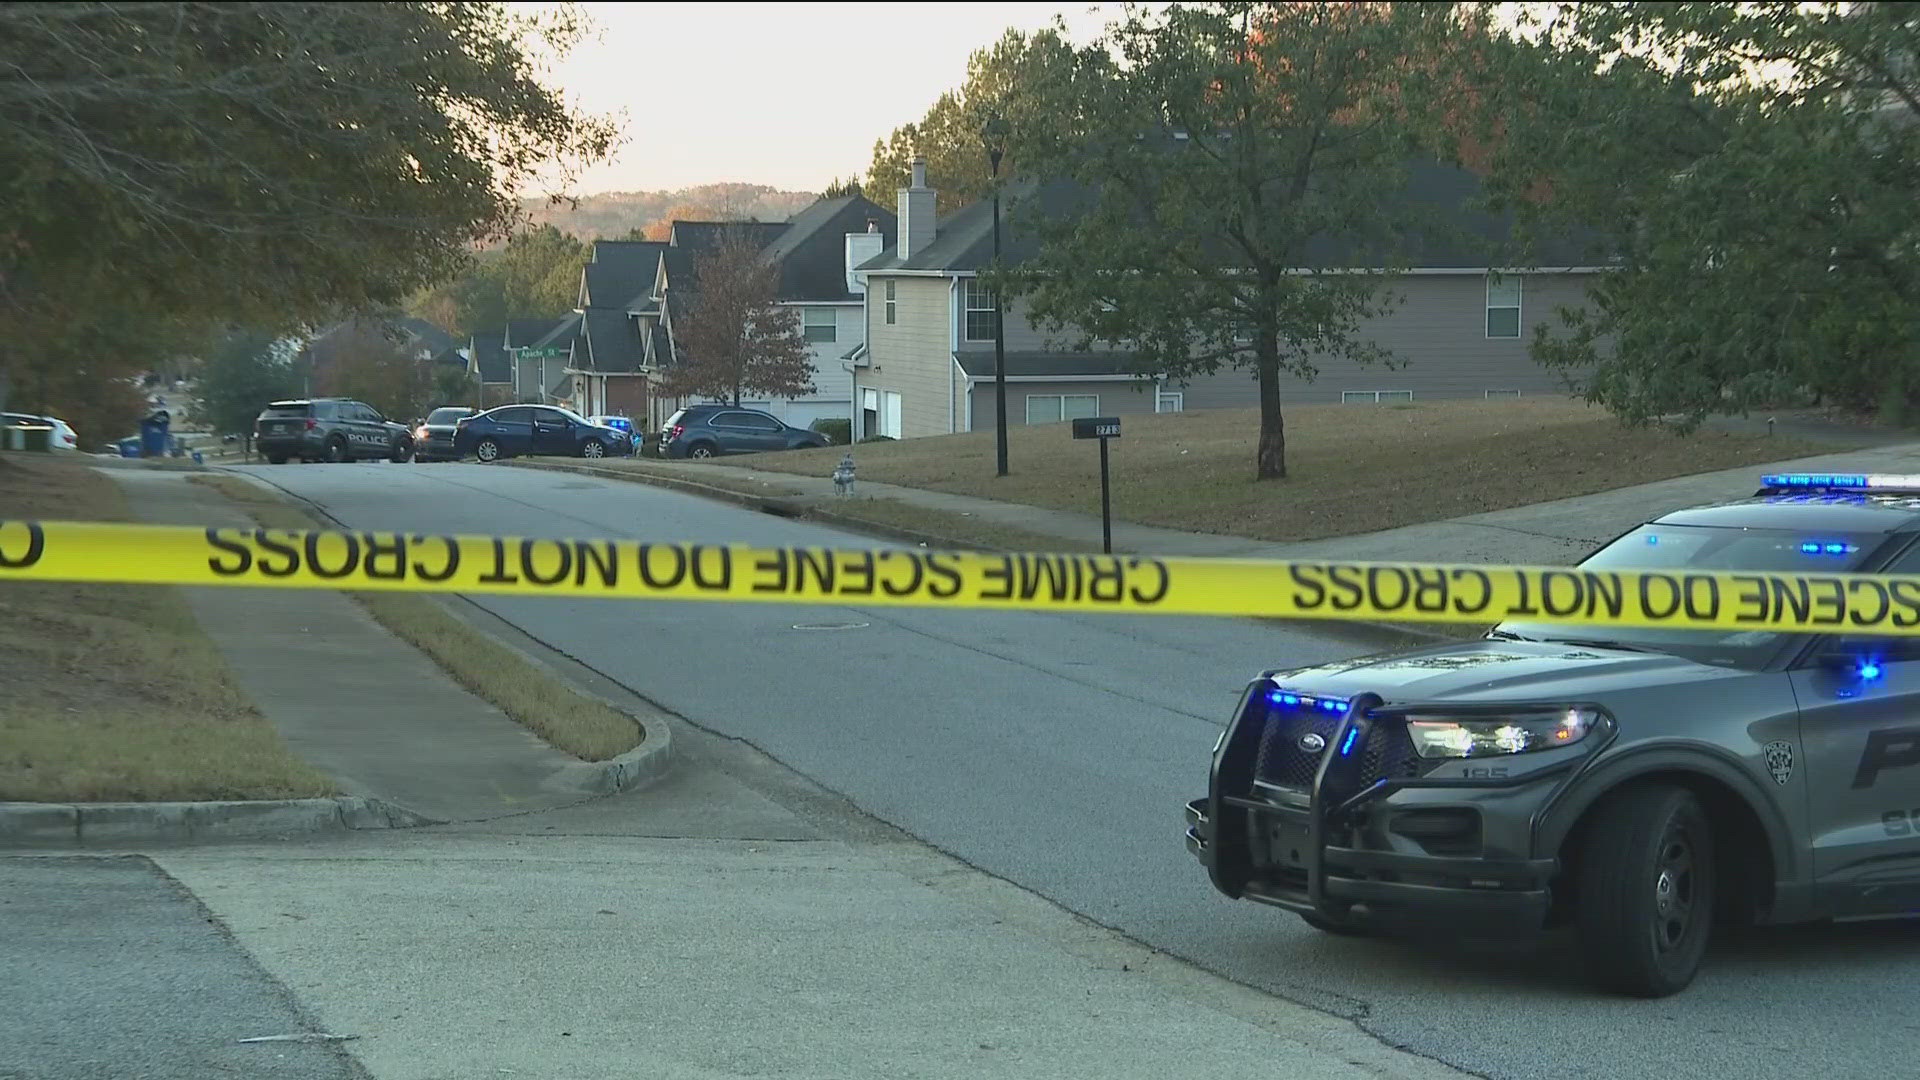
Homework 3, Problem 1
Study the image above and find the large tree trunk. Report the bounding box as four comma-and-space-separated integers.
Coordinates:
1255, 348, 1287, 480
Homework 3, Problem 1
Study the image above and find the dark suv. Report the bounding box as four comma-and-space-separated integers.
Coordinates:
1185, 471, 1920, 998
657, 404, 831, 459
452, 404, 635, 463
254, 398, 413, 464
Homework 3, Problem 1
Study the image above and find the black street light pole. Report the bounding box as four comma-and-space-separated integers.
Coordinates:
983, 114, 1010, 478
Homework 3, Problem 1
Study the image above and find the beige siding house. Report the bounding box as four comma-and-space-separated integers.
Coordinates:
847, 159, 1608, 441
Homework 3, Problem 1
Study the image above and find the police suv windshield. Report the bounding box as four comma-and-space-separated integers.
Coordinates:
1492, 523, 1881, 667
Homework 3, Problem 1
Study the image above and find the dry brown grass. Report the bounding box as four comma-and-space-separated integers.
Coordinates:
0, 455, 337, 802
718, 398, 1823, 542
190, 474, 643, 761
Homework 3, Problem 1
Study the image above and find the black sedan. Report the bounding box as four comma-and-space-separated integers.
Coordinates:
412, 405, 478, 462
453, 404, 635, 463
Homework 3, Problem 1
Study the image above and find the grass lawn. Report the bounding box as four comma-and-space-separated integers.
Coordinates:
190, 474, 644, 761
0, 455, 337, 802
716, 398, 1824, 543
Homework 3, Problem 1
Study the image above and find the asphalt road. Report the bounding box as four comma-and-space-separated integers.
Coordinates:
0, 856, 366, 1080
235, 460, 1920, 1080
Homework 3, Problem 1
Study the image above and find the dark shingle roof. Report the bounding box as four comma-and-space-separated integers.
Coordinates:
582, 240, 667, 309
532, 314, 579, 351
758, 195, 897, 301
857, 161, 1608, 274
506, 319, 558, 349
668, 220, 789, 254
470, 328, 510, 383
392, 315, 460, 356
582, 309, 644, 373
954, 351, 1146, 379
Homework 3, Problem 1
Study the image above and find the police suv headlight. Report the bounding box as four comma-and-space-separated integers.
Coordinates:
1405, 707, 1601, 759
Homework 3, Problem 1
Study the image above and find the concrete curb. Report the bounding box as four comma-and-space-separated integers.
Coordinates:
500, 459, 1464, 650
0, 796, 438, 847
587, 711, 675, 795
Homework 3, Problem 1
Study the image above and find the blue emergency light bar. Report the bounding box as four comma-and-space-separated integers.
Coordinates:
1761, 473, 1920, 492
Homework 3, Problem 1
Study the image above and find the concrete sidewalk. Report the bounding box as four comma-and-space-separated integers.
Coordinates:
108, 469, 633, 823
628, 438, 1920, 566
102, 722, 1474, 1080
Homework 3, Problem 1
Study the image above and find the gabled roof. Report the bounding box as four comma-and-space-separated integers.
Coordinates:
758, 195, 897, 301
505, 318, 559, 350
470, 327, 510, 383
856, 161, 1608, 274
581, 240, 667, 310
581, 309, 645, 373
666, 220, 789, 254
391, 315, 460, 356
529, 313, 580, 351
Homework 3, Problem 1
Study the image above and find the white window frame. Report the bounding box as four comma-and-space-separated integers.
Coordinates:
802, 307, 837, 344
1484, 389, 1521, 400
1342, 390, 1414, 404
1486, 273, 1522, 339
1156, 391, 1184, 413
884, 280, 896, 326
964, 279, 998, 342
1025, 393, 1100, 425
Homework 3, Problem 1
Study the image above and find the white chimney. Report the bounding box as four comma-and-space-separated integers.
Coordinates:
897, 157, 936, 260
846, 223, 886, 294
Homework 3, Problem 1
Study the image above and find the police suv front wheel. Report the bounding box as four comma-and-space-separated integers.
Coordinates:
1573, 783, 1716, 998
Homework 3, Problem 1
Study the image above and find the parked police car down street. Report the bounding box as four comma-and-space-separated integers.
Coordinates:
1186, 472, 1920, 998
254, 398, 414, 464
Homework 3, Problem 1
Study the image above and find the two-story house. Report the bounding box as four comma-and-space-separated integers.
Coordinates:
644, 197, 898, 432
846, 159, 1607, 441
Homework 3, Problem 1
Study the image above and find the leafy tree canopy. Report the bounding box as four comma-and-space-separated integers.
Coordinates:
868, 27, 1079, 212
999, 1, 1474, 479
661, 231, 815, 406
0, 1, 616, 398
1473, 0, 1920, 427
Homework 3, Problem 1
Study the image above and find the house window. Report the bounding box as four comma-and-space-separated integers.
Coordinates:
861, 387, 878, 439
1342, 390, 1414, 404
884, 280, 896, 326
965, 279, 998, 342
1156, 391, 1184, 413
803, 308, 837, 344
1026, 394, 1100, 425
1485, 389, 1521, 400
1487, 274, 1522, 339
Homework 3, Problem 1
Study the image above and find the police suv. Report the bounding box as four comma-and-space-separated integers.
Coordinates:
1185, 472, 1920, 997
254, 398, 415, 464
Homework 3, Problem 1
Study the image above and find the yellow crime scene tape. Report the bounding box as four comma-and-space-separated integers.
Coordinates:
4, 518, 1920, 635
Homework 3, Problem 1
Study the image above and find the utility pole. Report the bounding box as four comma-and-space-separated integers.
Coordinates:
983, 113, 1011, 478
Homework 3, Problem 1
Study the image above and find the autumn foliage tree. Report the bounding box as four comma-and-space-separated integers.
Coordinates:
661, 231, 814, 407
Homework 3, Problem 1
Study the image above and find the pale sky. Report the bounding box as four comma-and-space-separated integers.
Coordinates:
514, 2, 1121, 195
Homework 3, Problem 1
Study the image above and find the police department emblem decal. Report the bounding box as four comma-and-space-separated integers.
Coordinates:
1763, 741, 1795, 785
1299, 732, 1327, 754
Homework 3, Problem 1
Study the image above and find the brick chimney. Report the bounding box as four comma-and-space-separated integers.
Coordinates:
897, 157, 936, 260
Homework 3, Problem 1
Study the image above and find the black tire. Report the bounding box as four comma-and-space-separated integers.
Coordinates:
686, 442, 716, 460
1574, 784, 1716, 997
1299, 911, 1373, 937
474, 438, 501, 463
581, 439, 606, 459
266, 454, 287, 465
324, 436, 348, 463
390, 438, 413, 463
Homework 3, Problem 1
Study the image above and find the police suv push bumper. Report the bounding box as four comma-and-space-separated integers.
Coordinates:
1184, 679, 1609, 929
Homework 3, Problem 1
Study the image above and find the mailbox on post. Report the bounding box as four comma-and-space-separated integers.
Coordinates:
1071, 416, 1121, 553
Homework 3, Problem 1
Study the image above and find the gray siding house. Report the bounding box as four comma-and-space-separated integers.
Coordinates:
847, 160, 1607, 441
